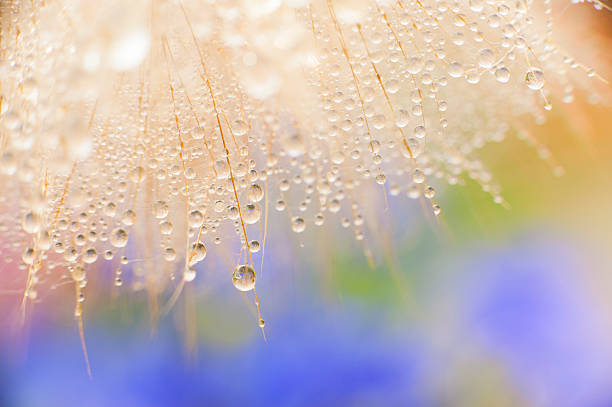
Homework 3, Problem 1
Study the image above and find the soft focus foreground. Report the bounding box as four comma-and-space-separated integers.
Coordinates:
1, 0, 612, 406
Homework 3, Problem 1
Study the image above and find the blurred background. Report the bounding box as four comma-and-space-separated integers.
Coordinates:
1, 3, 612, 407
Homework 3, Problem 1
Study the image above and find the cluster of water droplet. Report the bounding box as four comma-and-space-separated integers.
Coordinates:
0, 0, 607, 326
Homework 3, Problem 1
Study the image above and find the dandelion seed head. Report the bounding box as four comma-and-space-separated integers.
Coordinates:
0, 0, 609, 333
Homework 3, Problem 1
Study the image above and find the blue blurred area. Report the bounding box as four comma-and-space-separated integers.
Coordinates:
462, 236, 612, 407
2, 230, 612, 407
2, 303, 426, 407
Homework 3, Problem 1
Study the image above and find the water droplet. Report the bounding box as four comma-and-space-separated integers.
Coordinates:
188, 210, 204, 228
152, 200, 169, 219
247, 184, 264, 202
291, 217, 306, 233
232, 264, 256, 291
184, 266, 197, 282
164, 247, 176, 262
22, 211, 41, 234
495, 66, 510, 83
188, 242, 207, 266
244, 203, 261, 224
526, 69, 544, 90
83, 248, 98, 264
110, 228, 128, 248
249, 240, 260, 253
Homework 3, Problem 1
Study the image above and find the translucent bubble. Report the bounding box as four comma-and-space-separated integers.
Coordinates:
164, 247, 176, 262
110, 228, 128, 248
83, 248, 98, 264
372, 114, 386, 130
282, 133, 305, 157
466, 70, 480, 84
215, 160, 230, 179
478, 48, 495, 69
275, 200, 286, 211
448, 61, 464, 78
244, 203, 261, 224
249, 240, 260, 253
331, 151, 345, 164
291, 217, 306, 233
526, 68, 544, 90
386, 79, 400, 94
72, 265, 86, 282
329, 199, 341, 213
192, 126, 205, 140
104, 202, 117, 217
395, 109, 410, 128
405, 55, 423, 75
413, 169, 425, 184
188, 242, 207, 266
129, 166, 145, 183
469, 0, 484, 12
150, 212, 170, 232
22, 248, 35, 265
22, 211, 41, 234
232, 120, 249, 136
424, 186, 436, 199
413, 126, 426, 139
407, 185, 420, 199
495, 67, 510, 83
121, 209, 136, 226
184, 266, 197, 282
152, 200, 169, 219
247, 184, 264, 202
54, 242, 65, 254
232, 264, 256, 292
188, 210, 204, 228
75, 234, 86, 246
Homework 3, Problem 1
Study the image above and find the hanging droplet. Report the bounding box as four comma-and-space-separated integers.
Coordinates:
249, 240, 260, 253
188, 242, 207, 266
110, 228, 128, 248
244, 203, 261, 224
192, 126, 205, 140
152, 200, 169, 219
121, 209, 136, 226
232, 264, 256, 292
478, 48, 495, 69
495, 66, 510, 83
22, 248, 35, 265
164, 247, 176, 262
22, 211, 41, 234
83, 248, 98, 264
188, 210, 204, 228
291, 217, 306, 233
247, 184, 264, 202
232, 120, 249, 136
129, 166, 145, 183
184, 266, 197, 282
413, 168, 425, 184
160, 221, 173, 235
214, 160, 230, 179
526, 69, 544, 90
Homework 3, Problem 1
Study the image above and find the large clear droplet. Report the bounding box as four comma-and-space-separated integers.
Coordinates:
110, 228, 128, 248
232, 264, 256, 292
